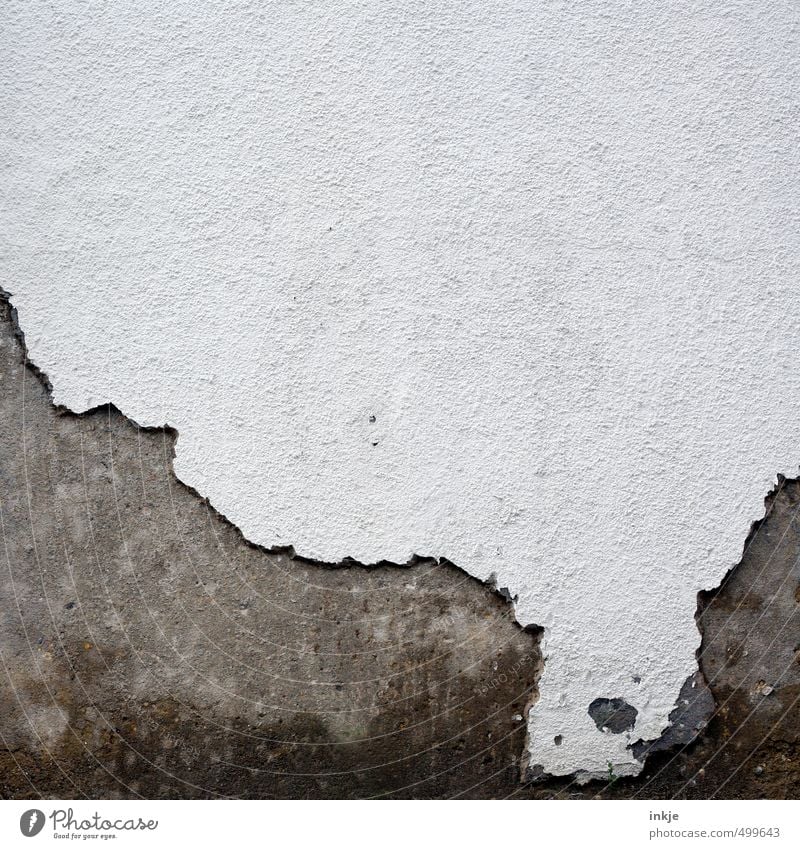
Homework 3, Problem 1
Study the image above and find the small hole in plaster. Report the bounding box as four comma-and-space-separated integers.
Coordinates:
371, 440, 379, 447
554, 735, 563, 746
632, 675, 641, 684
369, 415, 376, 423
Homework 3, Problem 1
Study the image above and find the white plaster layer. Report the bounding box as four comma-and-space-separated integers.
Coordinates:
2, 1, 799, 777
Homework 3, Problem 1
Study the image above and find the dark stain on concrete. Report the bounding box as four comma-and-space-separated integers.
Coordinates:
0, 293, 798, 798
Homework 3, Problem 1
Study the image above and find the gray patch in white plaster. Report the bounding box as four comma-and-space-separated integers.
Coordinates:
2, 1, 799, 777
588, 698, 639, 734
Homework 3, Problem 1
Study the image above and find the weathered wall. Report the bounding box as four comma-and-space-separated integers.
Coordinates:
0, 298, 541, 798
1, 297, 798, 798
1, 2, 799, 783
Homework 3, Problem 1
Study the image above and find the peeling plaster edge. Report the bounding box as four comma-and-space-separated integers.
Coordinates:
0, 287, 785, 784
0, 287, 548, 612
522, 477, 793, 786
631, 476, 794, 762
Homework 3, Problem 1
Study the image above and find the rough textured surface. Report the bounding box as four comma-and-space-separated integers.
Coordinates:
0, 298, 540, 798
630, 672, 715, 760
2, 1, 799, 777
1, 298, 798, 798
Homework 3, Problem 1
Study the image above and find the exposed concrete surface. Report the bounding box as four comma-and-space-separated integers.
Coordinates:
0, 297, 540, 798
0, 298, 798, 798
3, 1, 800, 778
